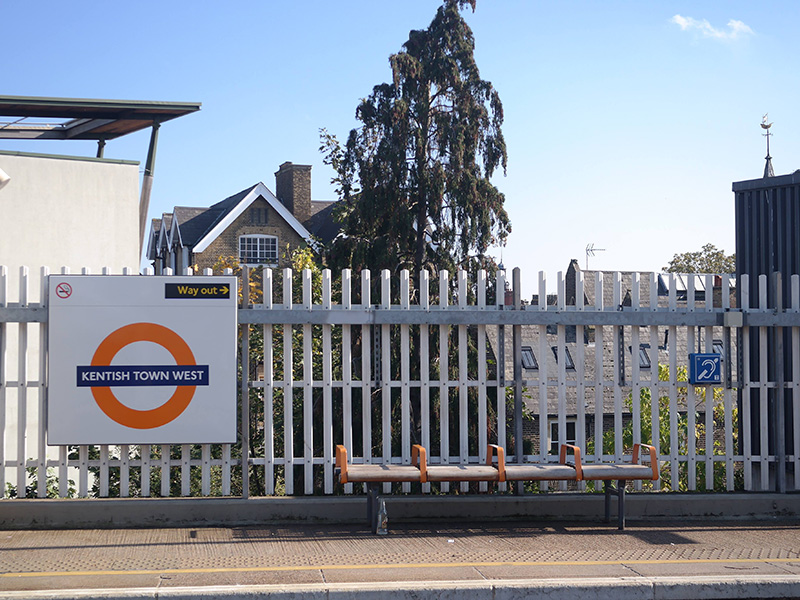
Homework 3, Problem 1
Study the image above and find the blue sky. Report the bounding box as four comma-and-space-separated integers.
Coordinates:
4, 1, 798, 299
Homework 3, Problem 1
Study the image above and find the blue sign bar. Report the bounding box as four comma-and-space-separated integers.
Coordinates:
77, 365, 209, 387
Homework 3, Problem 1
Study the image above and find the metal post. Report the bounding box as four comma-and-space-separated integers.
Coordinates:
617, 326, 626, 386
96, 139, 106, 158
512, 268, 523, 470
139, 122, 161, 257
372, 323, 381, 386
241, 265, 251, 498
773, 272, 786, 493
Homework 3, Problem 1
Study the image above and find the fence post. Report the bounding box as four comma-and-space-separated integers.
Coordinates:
512, 268, 523, 471
773, 271, 786, 493
241, 265, 250, 498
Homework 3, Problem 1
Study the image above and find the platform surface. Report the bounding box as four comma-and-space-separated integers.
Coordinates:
1, 518, 800, 599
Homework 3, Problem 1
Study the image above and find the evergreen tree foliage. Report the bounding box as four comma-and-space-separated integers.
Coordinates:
321, 0, 510, 281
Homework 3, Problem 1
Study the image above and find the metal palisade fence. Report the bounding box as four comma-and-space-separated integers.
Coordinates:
0, 265, 798, 499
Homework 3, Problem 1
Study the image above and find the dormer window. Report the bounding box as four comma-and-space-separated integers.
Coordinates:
239, 234, 278, 266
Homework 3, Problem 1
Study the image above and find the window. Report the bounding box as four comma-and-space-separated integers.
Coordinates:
239, 235, 278, 265
629, 343, 652, 369
549, 419, 577, 455
249, 207, 268, 225
638, 345, 651, 369
521, 346, 538, 370
551, 346, 575, 369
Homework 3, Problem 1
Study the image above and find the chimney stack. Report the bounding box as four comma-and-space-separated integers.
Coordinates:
275, 162, 312, 223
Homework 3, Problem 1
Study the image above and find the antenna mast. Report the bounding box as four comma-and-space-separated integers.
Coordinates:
585, 243, 606, 270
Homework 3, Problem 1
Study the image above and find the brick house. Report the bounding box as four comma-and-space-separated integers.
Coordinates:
147, 162, 338, 273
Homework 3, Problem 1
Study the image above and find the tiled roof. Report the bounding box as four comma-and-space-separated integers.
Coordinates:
172, 205, 227, 248
304, 201, 339, 244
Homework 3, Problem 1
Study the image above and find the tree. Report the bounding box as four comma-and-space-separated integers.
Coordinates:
321, 0, 510, 281
663, 243, 735, 274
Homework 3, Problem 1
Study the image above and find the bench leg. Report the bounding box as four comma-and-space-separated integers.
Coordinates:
367, 483, 378, 533
603, 480, 626, 530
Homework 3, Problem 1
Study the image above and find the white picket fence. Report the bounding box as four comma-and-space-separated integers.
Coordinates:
1, 265, 798, 499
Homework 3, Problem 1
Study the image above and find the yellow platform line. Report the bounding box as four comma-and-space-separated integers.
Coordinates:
3, 557, 800, 579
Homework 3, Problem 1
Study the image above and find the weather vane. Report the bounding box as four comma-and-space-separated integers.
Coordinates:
761, 113, 774, 178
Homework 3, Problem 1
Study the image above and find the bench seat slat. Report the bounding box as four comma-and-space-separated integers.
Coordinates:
579, 464, 654, 480
504, 464, 577, 481
345, 465, 421, 483
425, 465, 499, 482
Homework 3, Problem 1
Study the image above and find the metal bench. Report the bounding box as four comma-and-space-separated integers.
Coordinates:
335, 443, 659, 532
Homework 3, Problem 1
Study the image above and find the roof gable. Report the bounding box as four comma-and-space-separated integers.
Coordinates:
146, 219, 161, 260
192, 182, 314, 254
158, 213, 173, 252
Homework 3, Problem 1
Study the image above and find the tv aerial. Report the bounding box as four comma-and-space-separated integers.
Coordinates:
585, 243, 606, 270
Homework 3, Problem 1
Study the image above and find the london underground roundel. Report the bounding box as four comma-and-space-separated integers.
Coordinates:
47, 276, 237, 445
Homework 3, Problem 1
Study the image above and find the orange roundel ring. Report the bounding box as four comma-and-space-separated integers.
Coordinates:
90, 323, 197, 429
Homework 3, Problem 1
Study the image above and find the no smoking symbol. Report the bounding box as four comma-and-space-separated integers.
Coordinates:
55, 282, 73, 299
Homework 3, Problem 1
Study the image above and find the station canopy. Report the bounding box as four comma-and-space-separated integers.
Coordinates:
0, 95, 200, 141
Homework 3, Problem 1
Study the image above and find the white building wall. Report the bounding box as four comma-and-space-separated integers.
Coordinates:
0, 151, 140, 292
0, 152, 140, 494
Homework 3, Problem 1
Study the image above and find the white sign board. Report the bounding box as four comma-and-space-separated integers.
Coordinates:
47, 275, 237, 445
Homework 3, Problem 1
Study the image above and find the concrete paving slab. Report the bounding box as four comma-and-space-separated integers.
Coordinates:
475, 563, 639, 580
0, 574, 163, 593
157, 570, 325, 589
320, 565, 486, 585
626, 560, 793, 579
772, 560, 800, 574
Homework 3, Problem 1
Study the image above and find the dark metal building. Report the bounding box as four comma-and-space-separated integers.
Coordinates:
733, 170, 800, 491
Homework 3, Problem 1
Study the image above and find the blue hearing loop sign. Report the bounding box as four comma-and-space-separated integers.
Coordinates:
689, 353, 722, 385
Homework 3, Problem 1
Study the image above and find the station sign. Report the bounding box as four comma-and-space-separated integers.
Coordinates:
47, 275, 237, 445
688, 353, 722, 385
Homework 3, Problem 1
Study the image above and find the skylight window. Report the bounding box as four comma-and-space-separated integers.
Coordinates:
630, 344, 652, 369
551, 346, 575, 370
521, 346, 538, 370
